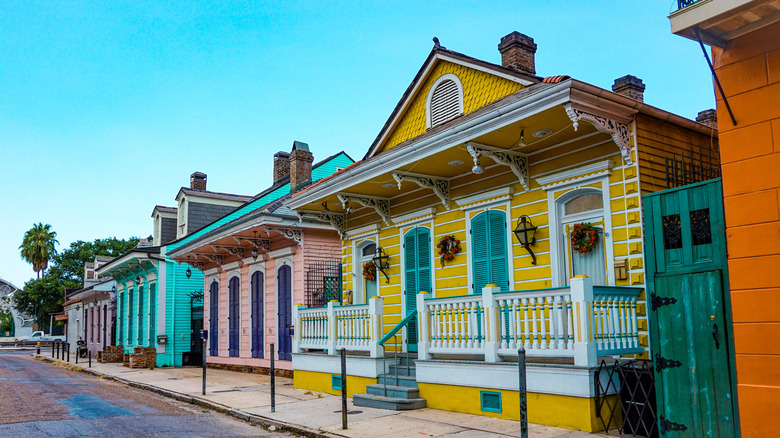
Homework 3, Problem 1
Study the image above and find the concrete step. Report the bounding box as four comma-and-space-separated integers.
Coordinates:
377, 374, 418, 388
365, 383, 419, 399
353, 393, 427, 411
388, 363, 416, 377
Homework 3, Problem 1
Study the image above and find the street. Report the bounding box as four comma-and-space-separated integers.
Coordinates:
0, 350, 290, 437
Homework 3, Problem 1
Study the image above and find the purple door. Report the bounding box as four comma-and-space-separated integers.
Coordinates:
277, 265, 292, 361
209, 281, 219, 356
228, 277, 240, 357
251, 271, 264, 358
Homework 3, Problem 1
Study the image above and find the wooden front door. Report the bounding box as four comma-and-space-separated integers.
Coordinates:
251, 271, 264, 359
228, 277, 240, 357
644, 179, 737, 436
277, 265, 293, 361
404, 227, 431, 353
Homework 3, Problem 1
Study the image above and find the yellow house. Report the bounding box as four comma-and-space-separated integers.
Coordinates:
286, 32, 718, 432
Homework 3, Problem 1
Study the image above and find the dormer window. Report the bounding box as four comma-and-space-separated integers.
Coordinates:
426, 74, 464, 128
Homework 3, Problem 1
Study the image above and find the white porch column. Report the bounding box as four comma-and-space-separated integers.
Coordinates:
416, 292, 430, 361
571, 276, 597, 367
368, 296, 384, 358
482, 285, 500, 363
327, 300, 337, 356
292, 303, 302, 354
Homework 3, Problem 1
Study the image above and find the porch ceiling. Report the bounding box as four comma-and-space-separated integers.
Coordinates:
293, 105, 602, 211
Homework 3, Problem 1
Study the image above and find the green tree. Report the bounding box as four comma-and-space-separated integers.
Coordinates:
51, 237, 139, 284
19, 223, 59, 279
14, 236, 139, 329
13, 275, 64, 329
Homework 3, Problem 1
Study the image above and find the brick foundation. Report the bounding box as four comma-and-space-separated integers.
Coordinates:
122, 347, 157, 368
98, 346, 124, 363
205, 362, 294, 378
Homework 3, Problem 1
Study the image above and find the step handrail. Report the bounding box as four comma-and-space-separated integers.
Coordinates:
378, 312, 416, 346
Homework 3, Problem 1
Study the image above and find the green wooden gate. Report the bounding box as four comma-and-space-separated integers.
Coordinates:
643, 178, 738, 436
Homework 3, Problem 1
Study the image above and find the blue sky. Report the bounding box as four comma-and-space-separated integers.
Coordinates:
0, 1, 714, 288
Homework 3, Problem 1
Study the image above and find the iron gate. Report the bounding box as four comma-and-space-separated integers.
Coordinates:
305, 260, 342, 307
596, 359, 658, 437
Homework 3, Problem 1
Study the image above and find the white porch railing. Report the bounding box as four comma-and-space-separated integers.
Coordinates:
417, 277, 643, 366
293, 297, 384, 357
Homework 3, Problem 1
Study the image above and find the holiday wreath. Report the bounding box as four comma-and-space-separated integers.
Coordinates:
570, 222, 600, 254
362, 261, 377, 281
436, 235, 462, 266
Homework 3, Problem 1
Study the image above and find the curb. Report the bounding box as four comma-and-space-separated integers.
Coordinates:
34, 354, 338, 438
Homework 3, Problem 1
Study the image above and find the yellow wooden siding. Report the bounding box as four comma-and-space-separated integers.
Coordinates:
378, 61, 524, 153
339, 138, 650, 352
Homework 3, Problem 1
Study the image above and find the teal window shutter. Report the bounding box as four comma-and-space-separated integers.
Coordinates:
471, 213, 490, 294
417, 228, 431, 295
471, 211, 509, 293
488, 211, 509, 291
404, 231, 417, 300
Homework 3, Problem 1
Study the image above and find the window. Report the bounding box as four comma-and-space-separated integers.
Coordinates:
228, 276, 240, 357
426, 74, 464, 128
355, 241, 378, 304
558, 189, 607, 286
470, 210, 509, 293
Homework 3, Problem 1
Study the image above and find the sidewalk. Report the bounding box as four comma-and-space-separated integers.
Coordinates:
35, 353, 610, 438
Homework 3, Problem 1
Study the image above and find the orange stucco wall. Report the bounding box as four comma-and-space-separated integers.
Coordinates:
713, 21, 780, 437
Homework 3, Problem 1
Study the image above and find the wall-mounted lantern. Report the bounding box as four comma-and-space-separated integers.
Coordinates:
513, 215, 538, 265
372, 247, 390, 284
185, 267, 192, 279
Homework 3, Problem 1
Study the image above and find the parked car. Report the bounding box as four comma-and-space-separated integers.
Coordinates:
16, 331, 66, 342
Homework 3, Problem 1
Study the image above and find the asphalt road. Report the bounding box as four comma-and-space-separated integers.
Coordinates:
0, 350, 291, 437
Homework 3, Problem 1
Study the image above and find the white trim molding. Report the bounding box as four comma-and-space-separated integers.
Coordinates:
455, 186, 515, 210
392, 207, 438, 227
536, 160, 615, 191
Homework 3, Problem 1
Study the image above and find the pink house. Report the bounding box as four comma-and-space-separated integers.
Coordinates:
167, 143, 353, 371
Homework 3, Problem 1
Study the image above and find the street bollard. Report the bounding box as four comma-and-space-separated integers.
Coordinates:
66, 343, 70, 363
201, 329, 208, 395
518, 348, 528, 438
75, 345, 79, 364
88, 350, 91, 367
341, 348, 347, 430
270, 342, 275, 413
51, 342, 55, 357
36, 342, 40, 355
56, 341, 60, 360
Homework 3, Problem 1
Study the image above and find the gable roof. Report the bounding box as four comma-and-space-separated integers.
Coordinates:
364, 44, 541, 160
165, 151, 354, 252
174, 187, 253, 203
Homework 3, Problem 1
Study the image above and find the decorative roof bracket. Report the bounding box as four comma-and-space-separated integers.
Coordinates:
192, 253, 224, 265
466, 142, 529, 191
392, 171, 450, 209
296, 210, 345, 238
210, 245, 246, 258
564, 103, 633, 164
233, 236, 271, 252
263, 226, 303, 247
337, 193, 392, 225
188, 260, 206, 270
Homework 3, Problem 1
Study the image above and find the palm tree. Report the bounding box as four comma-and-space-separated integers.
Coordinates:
19, 223, 59, 279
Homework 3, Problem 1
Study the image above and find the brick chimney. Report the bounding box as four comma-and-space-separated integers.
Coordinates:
273, 151, 290, 182
498, 32, 537, 75
289, 141, 313, 192
612, 75, 646, 102
190, 171, 207, 190
696, 109, 717, 129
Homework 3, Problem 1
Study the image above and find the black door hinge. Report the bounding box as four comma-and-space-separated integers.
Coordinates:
651, 293, 678, 311
659, 415, 687, 434
655, 353, 682, 372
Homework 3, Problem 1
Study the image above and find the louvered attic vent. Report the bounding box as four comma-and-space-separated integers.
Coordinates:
428, 76, 463, 127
